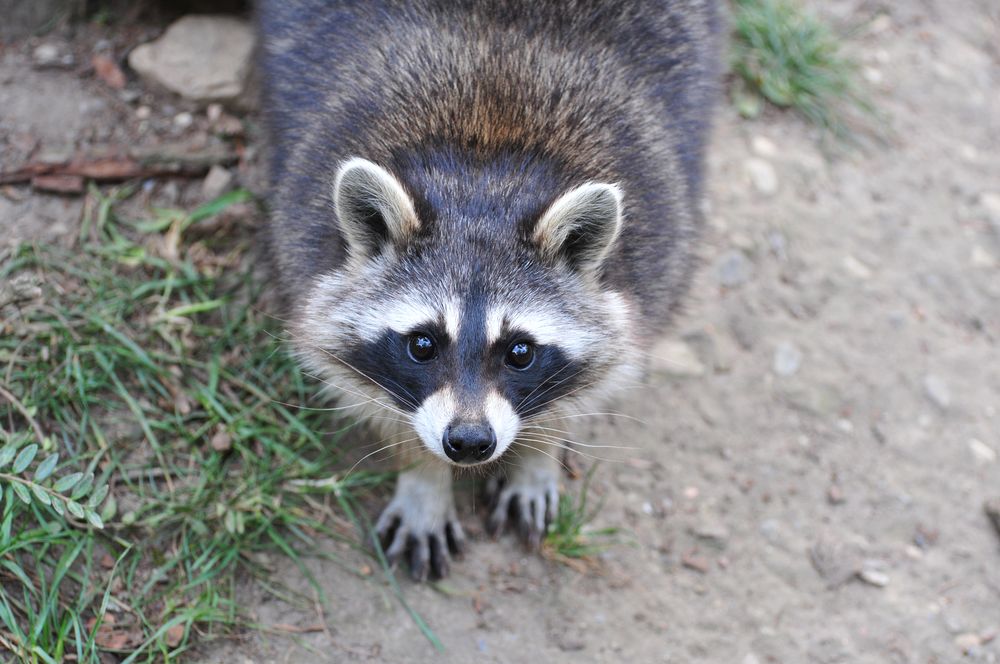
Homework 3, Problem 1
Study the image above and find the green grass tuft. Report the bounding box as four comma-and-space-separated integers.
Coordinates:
0, 186, 391, 661
543, 465, 620, 564
729, 0, 873, 137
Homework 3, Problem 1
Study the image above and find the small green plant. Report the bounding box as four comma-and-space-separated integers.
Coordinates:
729, 0, 872, 136
543, 465, 620, 565
0, 441, 109, 529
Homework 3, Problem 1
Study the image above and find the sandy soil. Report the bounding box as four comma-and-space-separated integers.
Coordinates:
2, 0, 999, 662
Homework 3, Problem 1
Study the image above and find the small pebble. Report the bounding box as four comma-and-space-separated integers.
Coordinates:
773, 341, 803, 376
210, 429, 232, 452
201, 165, 234, 200
969, 438, 997, 464
862, 66, 883, 84
715, 250, 754, 288
691, 522, 730, 547
136, 105, 152, 120
33, 43, 62, 66
923, 374, 952, 410
745, 157, 778, 196
842, 255, 873, 279
858, 567, 889, 587
751, 136, 777, 157
174, 111, 194, 129
810, 537, 858, 587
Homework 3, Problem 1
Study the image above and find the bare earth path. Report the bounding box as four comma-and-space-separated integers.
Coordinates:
2, 0, 998, 661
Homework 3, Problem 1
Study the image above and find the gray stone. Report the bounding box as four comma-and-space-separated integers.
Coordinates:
842, 254, 873, 280
751, 135, 777, 157
33, 44, 61, 66
759, 519, 785, 547
201, 165, 234, 201
128, 15, 256, 109
968, 438, 997, 464
923, 374, 951, 410
858, 566, 889, 587
773, 341, 803, 376
809, 537, 859, 588
745, 157, 779, 196
691, 521, 730, 548
715, 250, 754, 288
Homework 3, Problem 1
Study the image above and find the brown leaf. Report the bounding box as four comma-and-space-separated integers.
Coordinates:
164, 623, 185, 647
92, 54, 126, 90
210, 427, 232, 452
94, 624, 140, 651
681, 550, 710, 574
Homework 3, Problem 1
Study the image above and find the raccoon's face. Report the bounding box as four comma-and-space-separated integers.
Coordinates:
294, 158, 639, 466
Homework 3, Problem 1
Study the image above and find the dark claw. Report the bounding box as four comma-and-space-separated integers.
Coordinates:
378, 515, 400, 552
429, 534, 449, 580
408, 534, 428, 582
445, 522, 464, 557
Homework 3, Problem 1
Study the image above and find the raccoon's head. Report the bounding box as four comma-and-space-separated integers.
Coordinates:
293, 157, 640, 466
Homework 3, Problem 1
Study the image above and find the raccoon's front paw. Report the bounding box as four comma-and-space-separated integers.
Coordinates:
486, 452, 560, 550
375, 467, 465, 581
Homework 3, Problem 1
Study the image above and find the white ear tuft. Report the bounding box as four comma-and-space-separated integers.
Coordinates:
533, 182, 624, 275
333, 157, 420, 260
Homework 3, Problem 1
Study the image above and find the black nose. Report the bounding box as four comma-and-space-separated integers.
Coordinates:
443, 422, 497, 464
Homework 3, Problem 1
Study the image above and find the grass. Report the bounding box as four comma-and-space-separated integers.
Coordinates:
543, 465, 621, 566
0, 185, 390, 661
729, 0, 874, 137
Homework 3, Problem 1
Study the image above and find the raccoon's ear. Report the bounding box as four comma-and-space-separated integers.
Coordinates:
333, 158, 420, 260
533, 182, 624, 275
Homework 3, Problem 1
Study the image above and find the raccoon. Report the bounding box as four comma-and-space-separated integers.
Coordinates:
258, 0, 719, 580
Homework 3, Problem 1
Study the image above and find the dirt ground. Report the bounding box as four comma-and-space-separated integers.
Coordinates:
2, 0, 999, 661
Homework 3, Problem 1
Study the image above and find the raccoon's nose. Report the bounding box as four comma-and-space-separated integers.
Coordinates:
443, 422, 497, 464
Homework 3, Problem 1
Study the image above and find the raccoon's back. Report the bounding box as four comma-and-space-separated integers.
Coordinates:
258, 0, 719, 329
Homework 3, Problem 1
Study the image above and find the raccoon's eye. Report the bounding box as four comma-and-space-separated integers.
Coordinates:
505, 340, 535, 370
407, 333, 437, 363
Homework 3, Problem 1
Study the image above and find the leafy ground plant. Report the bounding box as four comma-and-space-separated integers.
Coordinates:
729, 0, 873, 137
0, 186, 391, 662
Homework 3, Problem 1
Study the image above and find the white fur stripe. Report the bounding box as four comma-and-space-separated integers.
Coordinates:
485, 390, 519, 457
412, 387, 456, 462
377, 299, 440, 339
485, 303, 592, 358
443, 297, 462, 340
